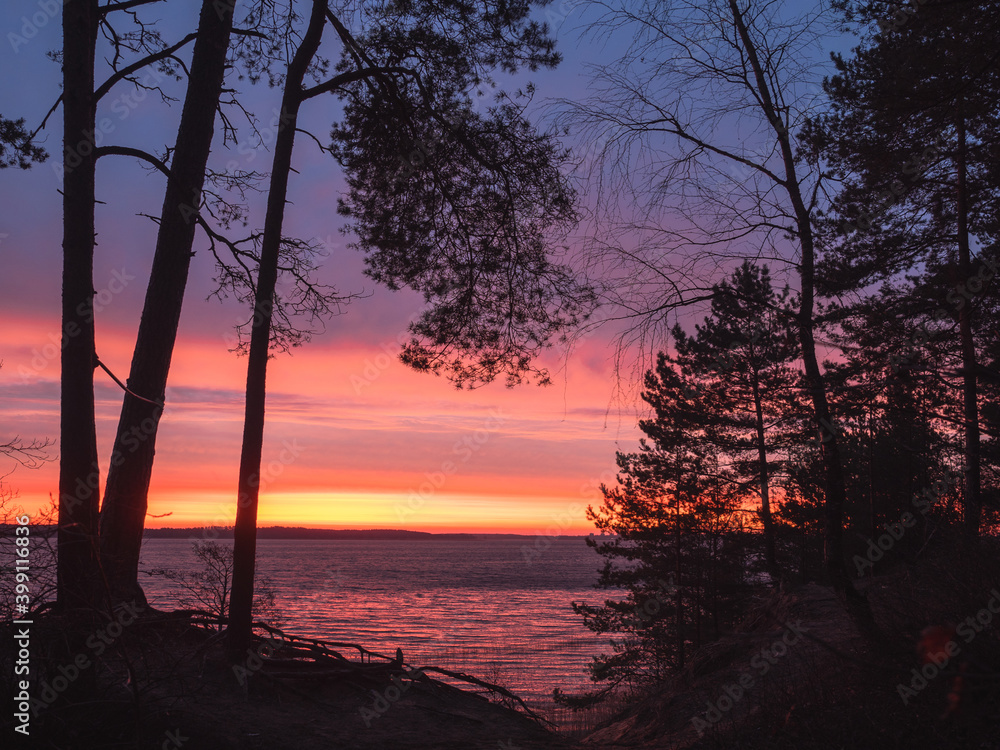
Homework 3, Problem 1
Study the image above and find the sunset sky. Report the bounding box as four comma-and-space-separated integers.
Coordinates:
0, 1, 661, 534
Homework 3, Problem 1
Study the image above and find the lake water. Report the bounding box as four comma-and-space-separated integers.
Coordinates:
138, 536, 616, 722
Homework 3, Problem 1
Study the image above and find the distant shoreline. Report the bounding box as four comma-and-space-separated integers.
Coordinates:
0, 524, 597, 540
141, 527, 595, 540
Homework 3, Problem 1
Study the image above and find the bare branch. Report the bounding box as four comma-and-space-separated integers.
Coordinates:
94, 32, 197, 101
99, 0, 166, 15
300, 66, 417, 101
28, 95, 62, 142
0, 436, 54, 470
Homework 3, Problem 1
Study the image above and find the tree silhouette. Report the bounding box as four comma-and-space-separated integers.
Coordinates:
225, 0, 594, 658
807, 0, 1000, 537
564, 355, 751, 704
331, 2, 593, 388
672, 261, 801, 574
822, 283, 959, 561
227, 0, 339, 661
558, 0, 872, 629
59, 0, 102, 612
0, 115, 46, 169
98, 0, 238, 604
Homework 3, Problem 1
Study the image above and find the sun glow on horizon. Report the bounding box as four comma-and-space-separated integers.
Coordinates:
137, 489, 594, 534
2, 299, 636, 537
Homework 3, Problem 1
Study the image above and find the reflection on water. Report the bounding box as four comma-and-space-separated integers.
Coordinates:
139, 536, 614, 719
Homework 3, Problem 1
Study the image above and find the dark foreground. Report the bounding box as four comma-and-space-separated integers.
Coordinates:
3, 546, 1000, 749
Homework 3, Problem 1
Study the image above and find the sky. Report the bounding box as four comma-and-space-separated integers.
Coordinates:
0, 0, 655, 535
0, 0, 846, 535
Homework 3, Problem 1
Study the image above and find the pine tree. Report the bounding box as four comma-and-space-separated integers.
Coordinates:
564, 355, 751, 704
671, 261, 802, 575
808, 0, 1000, 536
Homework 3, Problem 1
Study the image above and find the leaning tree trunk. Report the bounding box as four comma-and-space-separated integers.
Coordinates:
227, 0, 328, 661
728, 0, 875, 634
58, 0, 101, 613
791, 179, 876, 633
792, 191, 876, 635
99, 0, 237, 603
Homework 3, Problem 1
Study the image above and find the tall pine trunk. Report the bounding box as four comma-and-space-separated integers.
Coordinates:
674, 487, 684, 671
227, 0, 327, 661
750, 370, 778, 576
99, 0, 237, 602
954, 111, 981, 538
58, 0, 101, 612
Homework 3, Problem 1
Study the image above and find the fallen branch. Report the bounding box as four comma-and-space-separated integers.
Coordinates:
416, 665, 553, 727
250, 620, 387, 663
153, 611, 550, 725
